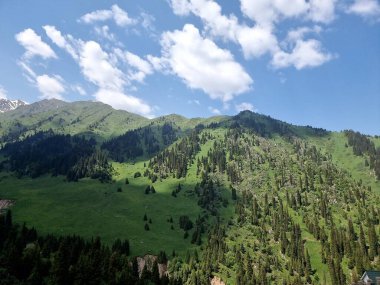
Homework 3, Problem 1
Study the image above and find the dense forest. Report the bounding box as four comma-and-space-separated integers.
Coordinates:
101, 123, 178, 162
0, 131, 113, 182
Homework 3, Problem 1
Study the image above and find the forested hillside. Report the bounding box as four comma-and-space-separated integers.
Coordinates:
0, 101, 379, 284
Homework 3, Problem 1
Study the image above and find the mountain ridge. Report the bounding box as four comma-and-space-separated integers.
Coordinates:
0, 98, 27, 113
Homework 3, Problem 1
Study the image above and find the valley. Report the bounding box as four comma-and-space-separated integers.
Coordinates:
0, 100, 379, 284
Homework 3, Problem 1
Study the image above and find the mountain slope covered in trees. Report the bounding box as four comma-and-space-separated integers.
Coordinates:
0, 100, 379, 285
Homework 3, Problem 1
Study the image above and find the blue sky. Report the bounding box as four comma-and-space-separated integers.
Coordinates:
0, 0, 379, 134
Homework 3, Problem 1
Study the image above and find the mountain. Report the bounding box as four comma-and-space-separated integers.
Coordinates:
0, 99, 379, 285
0, 99, 149, 142
0, 98, 26, 113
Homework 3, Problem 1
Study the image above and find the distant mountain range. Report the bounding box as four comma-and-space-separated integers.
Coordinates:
0, 98, 27, 113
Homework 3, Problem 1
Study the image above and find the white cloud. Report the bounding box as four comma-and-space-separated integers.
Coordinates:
240, 0, 308, 26
235, 102, 255, 112
112, 5, 135, 26
15, 28, 57, 60
79, 5, 136, 27
170, 0, 239, 42
347, 0, 380, 18
79, 41, 126, 91
95, 89, 153, 117
124, 51, 153, 82
168, 0, 334, 69
0, 85, 8, 99
286, 26, 322, 43
78, 43, 154, 116
44, 26, 154, 117
43, 25, 79, 59
94, 25, 116, 42
272, 39, 333, 69
36, 74, 65, 100
170, 0, 193, 15
237, 25, 279, 58
240, 0, 335, 25
17, 60, 66, 100
140, 12, 156, 32
159, 24, 252, 102
307, 0, 336, 23
79, 9, 112, 23
208, 106, 221, 115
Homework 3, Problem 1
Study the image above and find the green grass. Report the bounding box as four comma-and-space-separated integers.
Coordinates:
0, 162, 205, 256
307, 132, 380, 194
0, 130, 235, 257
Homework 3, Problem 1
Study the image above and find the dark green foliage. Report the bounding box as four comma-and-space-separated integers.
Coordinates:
0, 131, 112, 182
101, 123, 178, 162
149, 129, 201, 179
134, 171, 141, 178
179, 216, 193, 231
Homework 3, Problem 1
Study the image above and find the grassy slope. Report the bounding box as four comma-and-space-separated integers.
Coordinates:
0, 100, 149, 142
307, 132, 380, 194
0, 129, 234, 257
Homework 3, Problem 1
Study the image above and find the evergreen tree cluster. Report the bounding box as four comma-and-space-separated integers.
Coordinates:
101, 123, 178, 162
0, 131, 113, 182
148, 130, 201, 179
0, 211, 170, 285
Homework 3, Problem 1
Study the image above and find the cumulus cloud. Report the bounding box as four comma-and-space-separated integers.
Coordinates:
36, 74, 65, 100
44, 26, 154, 117
208, 106, 221, 115
159, 24, 252, 102
272, 39, 333, 69
237, 25, 279, 58
79, 5, 136, 27
0, 85, 8, 99
168, 0, 335, 68
79, 41, 125, 91
307, 0, 336, 23
240, 0, 335, 25
235, 102, 255, 112
347, 0, 380, 18
15, 28, 57, 59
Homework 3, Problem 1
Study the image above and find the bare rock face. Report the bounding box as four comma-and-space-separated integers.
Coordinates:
211, 276, 226, 285
136, 255, 168, 278
0, 99, 27, 113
